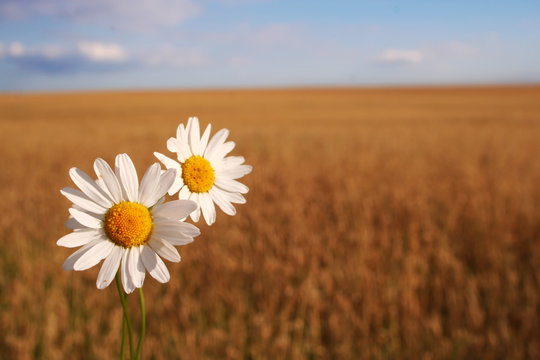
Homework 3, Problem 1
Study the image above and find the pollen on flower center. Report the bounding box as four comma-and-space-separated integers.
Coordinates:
181, 155, 215, 193
104, 201, 153, 248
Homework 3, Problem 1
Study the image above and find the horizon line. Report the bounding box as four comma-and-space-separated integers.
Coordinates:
1, 81, 540, 96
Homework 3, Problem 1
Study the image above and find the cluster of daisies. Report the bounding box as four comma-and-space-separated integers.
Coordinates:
57, 117, 252, 293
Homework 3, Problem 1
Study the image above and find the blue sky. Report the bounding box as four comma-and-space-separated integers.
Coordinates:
1, 0, 539, 92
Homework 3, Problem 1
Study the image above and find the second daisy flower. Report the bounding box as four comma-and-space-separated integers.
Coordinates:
154, 117, 252, 225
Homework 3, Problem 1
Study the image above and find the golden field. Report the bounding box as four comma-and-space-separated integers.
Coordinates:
0, 86, 539, 359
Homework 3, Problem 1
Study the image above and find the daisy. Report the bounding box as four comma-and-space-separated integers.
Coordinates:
57, 153, 200, 294
154, 117, 252, 226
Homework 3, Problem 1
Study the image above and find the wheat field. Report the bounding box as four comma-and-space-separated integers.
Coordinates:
0, 86, 539, 359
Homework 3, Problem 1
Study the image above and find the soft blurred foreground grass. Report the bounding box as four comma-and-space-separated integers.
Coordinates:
0, 86, 539, 359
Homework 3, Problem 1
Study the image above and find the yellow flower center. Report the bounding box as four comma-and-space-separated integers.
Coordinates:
181, 155, 215, 193
104, 201, 153, 248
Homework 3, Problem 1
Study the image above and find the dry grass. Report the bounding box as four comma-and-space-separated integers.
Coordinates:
0, 86, 539, 359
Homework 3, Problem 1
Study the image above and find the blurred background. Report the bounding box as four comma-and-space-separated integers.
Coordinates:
1, 1, 539, 359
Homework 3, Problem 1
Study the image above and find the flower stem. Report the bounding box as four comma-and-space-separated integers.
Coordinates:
116, 272, 134, 359
135, 287, 146, 360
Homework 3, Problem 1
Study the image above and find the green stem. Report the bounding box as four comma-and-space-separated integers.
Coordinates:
135, 287, 146, 360
116, 272, 134, 360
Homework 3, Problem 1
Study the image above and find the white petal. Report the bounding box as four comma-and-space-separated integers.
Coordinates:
148, 237, 181, 262
155, 196, 165, 207
72, 204, 84, 212
152, 227, 195, 246
188, 117, 202, 156
128, 246, 145, 288
223, 156, 246, 167
154, 220, 201, 237
149, 168, 177, 205
168, 176, 183, 196
94, 158, 123, 203
62, 239, 103, 270
138, 163, 161, 207
178, 185, 190, 200
185, 117, 194, 135
199, 124, 211, 154
214, 177, 249, 194
166, 137, 179, 153
188, 192, 201, 222
227, 191, 246, 204
204, 128, 229, 163
216, 164, 253, 180
209, 188, 236, 216
60, 187, 107, 214
136, 248, 146, 286
175, 123, 192, 161
199, 192, 216, 225
214, 141, 235, 161
69, 208, 103, 229
187, 117, 196, 133
95, 177, 109, 196
213, 156, 245, 171
57, 229, 102, 248
73, 239, 114, 271
140, 246, 170, 283
69, 167, 113, 208
96, 246, 123, 289
152, 200, 198, 220
121, 249, 136, 294
154, 152, 184, 196
208, 141, 236, 165
154, 152, 181, 171
115, 154, 139, 202
176, 123, 185, 141
65, 217, 86, 230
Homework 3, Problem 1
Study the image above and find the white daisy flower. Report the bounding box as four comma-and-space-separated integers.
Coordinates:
57, 153, 200, 294
154, 117, 252, 226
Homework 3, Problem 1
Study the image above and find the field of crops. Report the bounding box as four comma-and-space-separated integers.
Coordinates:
0, 86, 539, 359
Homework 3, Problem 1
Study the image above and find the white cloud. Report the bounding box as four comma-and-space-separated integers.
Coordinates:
0, 41, 130, 73
0, 41, 129, 63
8, 42, 25, 57
78, 42, 127, 62
376, 49, 423, 65
0, 40, 214, 73
0, 0, 200, 31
